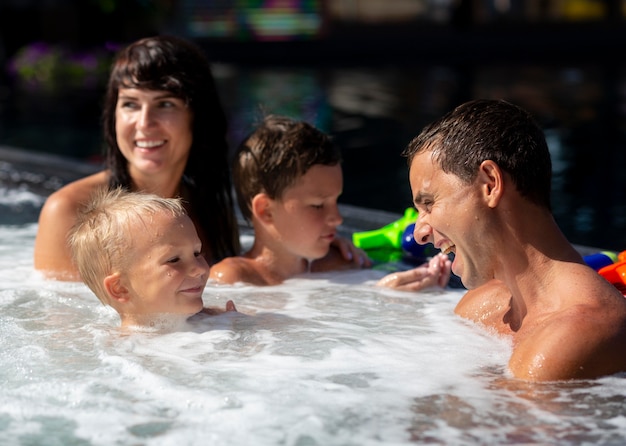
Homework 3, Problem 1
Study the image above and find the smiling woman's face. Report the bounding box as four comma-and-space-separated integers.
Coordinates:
115, 88, 193, 177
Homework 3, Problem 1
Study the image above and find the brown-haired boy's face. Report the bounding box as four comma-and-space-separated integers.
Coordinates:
269, 164, 344, 261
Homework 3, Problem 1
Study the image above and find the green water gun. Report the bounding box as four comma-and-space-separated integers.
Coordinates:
352, 208, 418, 250
352, 208, 441, 264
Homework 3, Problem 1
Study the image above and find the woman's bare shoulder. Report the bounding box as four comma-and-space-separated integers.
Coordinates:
41, 171, 109, 216
34, 170, 109, 278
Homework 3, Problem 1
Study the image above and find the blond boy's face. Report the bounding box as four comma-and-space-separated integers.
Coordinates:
115, 211, 209, 324
270, 164, 344, 260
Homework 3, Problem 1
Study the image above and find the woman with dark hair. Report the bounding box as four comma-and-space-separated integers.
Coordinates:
34, 35, 240, 280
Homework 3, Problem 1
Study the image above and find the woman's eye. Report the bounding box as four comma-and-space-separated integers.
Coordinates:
159, 98, 186, 109
167, 257, 180, 264
311, 204, 323, 210
194, 251, 204, 258
120, 101, 139, 109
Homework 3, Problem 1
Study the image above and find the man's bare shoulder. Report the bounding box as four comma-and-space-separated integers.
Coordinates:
209, 256, 268, 286
510, 302, 626, 381
455, 279, 511, 327
511, 269, 626, 381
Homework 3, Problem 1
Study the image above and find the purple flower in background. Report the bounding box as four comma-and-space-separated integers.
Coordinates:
6, 42, 115, 92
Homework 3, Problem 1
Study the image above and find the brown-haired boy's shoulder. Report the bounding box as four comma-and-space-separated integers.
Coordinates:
209, 256, 268, 286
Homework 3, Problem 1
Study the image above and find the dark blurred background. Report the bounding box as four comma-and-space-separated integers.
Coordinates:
1, 0, 625, 249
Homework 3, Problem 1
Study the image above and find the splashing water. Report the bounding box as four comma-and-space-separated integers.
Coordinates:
1, 176, 626, 445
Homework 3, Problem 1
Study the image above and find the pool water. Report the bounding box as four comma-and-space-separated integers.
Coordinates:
1, 156, 626, 445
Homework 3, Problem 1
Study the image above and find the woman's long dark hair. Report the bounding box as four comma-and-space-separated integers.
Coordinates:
102, 35, 240, 261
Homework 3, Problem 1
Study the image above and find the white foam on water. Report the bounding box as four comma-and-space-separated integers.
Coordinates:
0, 186, 45, 206
1, 214, 626, 445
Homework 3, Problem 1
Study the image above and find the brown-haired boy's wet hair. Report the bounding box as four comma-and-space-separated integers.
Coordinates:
233, 115, 342, 221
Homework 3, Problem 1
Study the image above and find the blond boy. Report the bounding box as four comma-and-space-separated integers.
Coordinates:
69, 187, 235, 328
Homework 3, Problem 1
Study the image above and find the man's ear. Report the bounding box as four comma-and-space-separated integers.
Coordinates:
477, 160, 503, 208
103, 272, 129, 303
251, 193, 273, 224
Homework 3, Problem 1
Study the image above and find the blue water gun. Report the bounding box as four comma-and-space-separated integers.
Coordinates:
593, 250, 626, 295
352, 208, 439, 263
584, 251, 619, 271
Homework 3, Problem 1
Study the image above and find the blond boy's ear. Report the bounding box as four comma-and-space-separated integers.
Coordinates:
103, 272, 130, 303
251, 193, 273, 224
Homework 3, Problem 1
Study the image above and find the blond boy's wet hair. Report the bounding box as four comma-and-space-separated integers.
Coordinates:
68, 187, 187, 305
